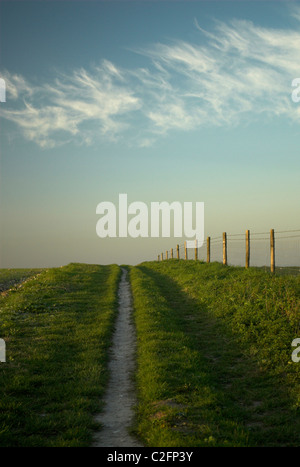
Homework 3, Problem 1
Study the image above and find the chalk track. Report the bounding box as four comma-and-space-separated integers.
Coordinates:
92, 268, 142, 447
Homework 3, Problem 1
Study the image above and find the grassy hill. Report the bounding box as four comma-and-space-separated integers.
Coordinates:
0, 260, 299, 446
0, 263, 120, 446
130, 260, 300, 446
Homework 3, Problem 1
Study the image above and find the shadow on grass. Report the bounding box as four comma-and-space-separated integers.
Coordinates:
0, 264, 121, 447
136, 263, 300, 447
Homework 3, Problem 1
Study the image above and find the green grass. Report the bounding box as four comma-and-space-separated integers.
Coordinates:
1, 260, 300, 447
0, 269, 44, 293
0, 263, 121, 447
275, 266, 300, 276
130, 260, 300, 447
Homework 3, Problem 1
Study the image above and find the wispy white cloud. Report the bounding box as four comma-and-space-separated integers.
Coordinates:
2, 72, 34, 100
0, 63, 141, 148
1, 6, 300, 148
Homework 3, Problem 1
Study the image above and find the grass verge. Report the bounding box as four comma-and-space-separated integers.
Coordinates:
0, 263, 120, 446
130, 260, 300, 447
0, 269, 44, 293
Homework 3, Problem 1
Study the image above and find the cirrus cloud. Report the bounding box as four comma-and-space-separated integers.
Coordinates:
1, 5, 300, 149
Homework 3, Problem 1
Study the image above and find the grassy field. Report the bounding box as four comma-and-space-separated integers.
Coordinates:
0, 269, 44, 293
0, 263, 120, 446
130, 260, 300, 447
1, 260, 300, 447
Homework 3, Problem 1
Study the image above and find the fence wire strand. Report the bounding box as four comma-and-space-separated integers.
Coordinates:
156, 228, 300, 269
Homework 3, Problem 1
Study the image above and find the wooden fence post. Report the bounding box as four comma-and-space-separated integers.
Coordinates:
270, 229, 275, 273
195, 239, 198, 261
245, 230, 250, 269
166, 250, 168, 260
161, 252, 163, 261
185, 241, 188, 260
171, 248, 173, 259
223, 232, 227, 266
207, 236, 210, 263
176, 244, 180, 260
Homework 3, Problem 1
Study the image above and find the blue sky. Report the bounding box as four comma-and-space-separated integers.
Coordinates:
0, 0, 300, 267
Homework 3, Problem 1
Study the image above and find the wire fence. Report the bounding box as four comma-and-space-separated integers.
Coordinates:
157, 229, 300, 273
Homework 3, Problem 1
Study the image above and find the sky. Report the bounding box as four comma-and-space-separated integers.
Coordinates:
0, 0, 300, 267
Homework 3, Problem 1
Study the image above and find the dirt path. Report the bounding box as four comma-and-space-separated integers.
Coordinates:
92, 268, 143, 447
